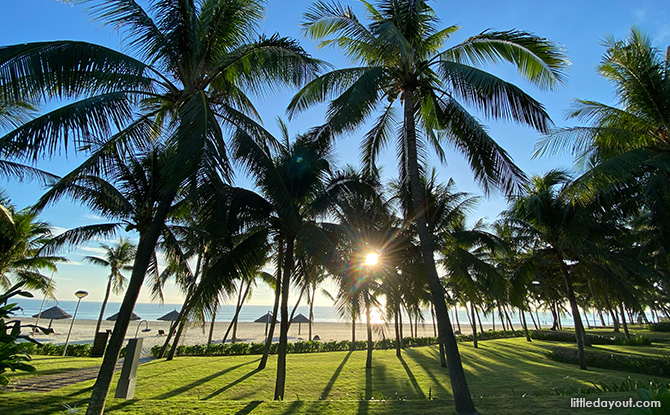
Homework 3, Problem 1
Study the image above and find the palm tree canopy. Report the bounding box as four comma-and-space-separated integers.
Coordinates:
290, 0, 569, 194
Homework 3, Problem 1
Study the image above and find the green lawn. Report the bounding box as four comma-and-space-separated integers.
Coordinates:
2, 337, 669, 414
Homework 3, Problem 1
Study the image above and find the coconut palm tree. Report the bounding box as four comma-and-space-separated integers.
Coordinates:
84, 238, 136, 336
232, 123, 333, 400
0, 198, 64, 292
0, 1, 321, 411
290, 3, 568, 412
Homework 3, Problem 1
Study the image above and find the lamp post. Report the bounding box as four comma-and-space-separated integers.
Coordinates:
62, 290, 88, 356
134, 320, 151, 338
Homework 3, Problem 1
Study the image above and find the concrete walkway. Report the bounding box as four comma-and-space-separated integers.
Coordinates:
10, 358, 154, 393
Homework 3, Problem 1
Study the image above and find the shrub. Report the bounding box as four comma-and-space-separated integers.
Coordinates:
531, 330, 651, 346
546, 347, 670, 377
648, 322, 670, 332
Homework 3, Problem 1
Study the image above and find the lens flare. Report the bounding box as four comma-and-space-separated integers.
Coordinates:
364, 252, 378, 266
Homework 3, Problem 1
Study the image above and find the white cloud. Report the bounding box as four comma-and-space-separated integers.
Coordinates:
61, 261, 84, 266
78, 246, 108, 255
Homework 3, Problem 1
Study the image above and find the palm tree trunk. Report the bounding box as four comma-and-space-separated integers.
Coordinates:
206, 307, 217, 354
504, 306, 515, 331
470, 302, 478, 348
274, 236, 294, 401
431, 304, 437, 337
158, 291, 192, 359
556, 252, 587, 370
94, 277, 113, 336
550, 304, 559, 330
598, 309, 606, 326
224, 280, 250, 344
86, 189, 176, 415
408, 311, 414, 337
259, 242, 283, 371
167, 316, 187, 360
520, 308, 531, 342
529, 308, 539, 330
535, 308, 542, 329
404, 91, 477, 414
491, 309, 496, 331
398, 307, 404, 347
619, 304, 630, 339
351, 312, 356, 351
365, 296, 373, 369
476, 307, 484, 333
454, 307, 462, 333
309, 284, 315, 341
395, 308, 401, 357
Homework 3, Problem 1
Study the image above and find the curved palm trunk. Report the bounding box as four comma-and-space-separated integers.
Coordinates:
86, 190, 176, 415
223, 281, 251, 344
476, 307, 484, 333
403, 90, 476, 414
274, 236, 294, 401
158, 291, 192, 359
556, 252, 587, 370
309, 284, 315, 341
94, 277, 113, 336
431, 305, 437, 337
167, 315, 187, 361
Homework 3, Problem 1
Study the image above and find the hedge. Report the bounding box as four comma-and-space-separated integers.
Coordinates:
546, 346, 670, 377
531, 330, 651, 346
20, 342, 127, 358
648, 322, 670, 332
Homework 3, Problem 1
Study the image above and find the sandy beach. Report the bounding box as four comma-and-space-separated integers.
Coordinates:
18, 317, 491, 356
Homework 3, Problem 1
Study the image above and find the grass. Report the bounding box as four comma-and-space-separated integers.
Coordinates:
2, 337, 669, 414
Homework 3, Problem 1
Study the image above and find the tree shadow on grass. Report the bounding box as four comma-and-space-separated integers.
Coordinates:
152, 358, 260, 400
202, 368, 262, 400
234, 400, 262, 414
281, 401, 304, 414
403, 349, 451, 399
319, 351, 352, 400
365, 367, 372, 400
397, 356, 425, 399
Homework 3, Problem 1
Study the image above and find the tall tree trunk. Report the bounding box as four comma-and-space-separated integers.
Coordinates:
351, 312, 356, 351
274, 236, 294, 401
167, 315, 187, 360
404, 91, 475, 414
535, 308, 542, 330
529, 308, 539, 330
158, 291, 192, 359
309, 284, 315, 341
86, 189, 176, 415
395, 308, 401, 357
476, 307, 484, 333
431, 305, 437, 337
504, 306, 515, 331
557, 252, 587, 370
619, 303, 630, 339
398, 307, 403, 347
454, 307, 462, 333
206, 307, 217, 355
500, 304, 508, 332
520, 308, 531, 342
408, 311, 414, 337
224, 280, 250, 344
259, 242, 283, 371
365, 296, 373, 369
94, 277, 113, 336
470, 302, 478, 348
605, 299, 620, 332
491, 309, 496, 331
582, 307, 592, 329
550, 304, 559, 330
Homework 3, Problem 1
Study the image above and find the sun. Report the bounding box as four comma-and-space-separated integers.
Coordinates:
364, 252, 379, 266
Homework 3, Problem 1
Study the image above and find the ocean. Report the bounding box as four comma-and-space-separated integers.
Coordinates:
11, 297, 585, 327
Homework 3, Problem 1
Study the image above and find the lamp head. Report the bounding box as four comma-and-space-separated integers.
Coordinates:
75, 290, 88, 299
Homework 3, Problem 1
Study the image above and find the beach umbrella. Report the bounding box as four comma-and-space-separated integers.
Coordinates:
157, 310, 182, 321
106, 312, 141, 321
32, 306, 71, 330
255, 312, 278, 336
291, 313, 310, 335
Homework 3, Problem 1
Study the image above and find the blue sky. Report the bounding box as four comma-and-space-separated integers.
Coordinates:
2, 0, 670, 306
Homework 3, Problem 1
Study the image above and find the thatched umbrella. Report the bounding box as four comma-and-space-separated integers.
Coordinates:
107, 312, 141, 321
255, 312, 277, 336
157, 310, 181, 322
32, 306, 71, 330
291, 313, 310, 335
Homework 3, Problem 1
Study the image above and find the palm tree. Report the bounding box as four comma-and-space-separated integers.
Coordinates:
0, 2, 321, 412
290, 3, 568, 412
0, 198, 64, 292
232, 124, 333, 400
84, 238, 136, 337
